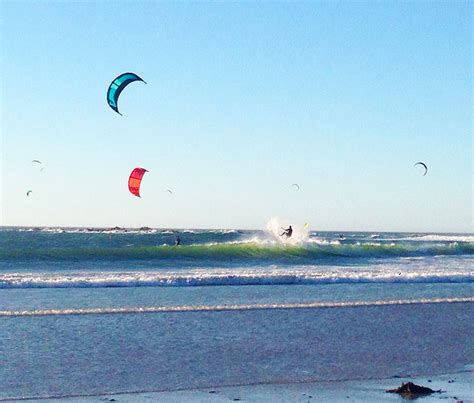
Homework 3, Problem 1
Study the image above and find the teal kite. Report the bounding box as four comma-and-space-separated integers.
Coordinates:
107, 72, 146, 115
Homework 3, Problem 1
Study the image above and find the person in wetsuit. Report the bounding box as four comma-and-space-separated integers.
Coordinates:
280, 226, 293, 238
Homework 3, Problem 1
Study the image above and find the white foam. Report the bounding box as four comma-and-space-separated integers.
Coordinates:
41, 228, 64, 233
266, 217, 309, 245
306, 238, 341, 245
1, 262, 472, 289
398, 234, 474, 243
1, 297, 471, 317
210, 229, 239, 234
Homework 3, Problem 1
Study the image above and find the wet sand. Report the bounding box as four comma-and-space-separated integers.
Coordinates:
53, 368, 474, 402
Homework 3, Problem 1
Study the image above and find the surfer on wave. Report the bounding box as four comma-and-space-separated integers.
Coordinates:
280, 226, 293, 238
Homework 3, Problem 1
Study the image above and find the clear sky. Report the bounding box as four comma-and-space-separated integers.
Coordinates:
1, 1, 472, 232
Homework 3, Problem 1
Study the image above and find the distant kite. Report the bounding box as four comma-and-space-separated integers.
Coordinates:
166, 189, 173, 195
292, 183, 300, 191
107, 72, 146, 115
26, 190, 33, 197
414, 162, 428, 176
32, 160, 44, 171
128, 168, 148, 197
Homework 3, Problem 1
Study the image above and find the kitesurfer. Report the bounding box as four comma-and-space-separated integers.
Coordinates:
280, 226, 293, 238
175, 235, 181, 246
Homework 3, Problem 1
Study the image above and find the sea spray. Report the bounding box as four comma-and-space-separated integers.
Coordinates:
266, 217, 309, 244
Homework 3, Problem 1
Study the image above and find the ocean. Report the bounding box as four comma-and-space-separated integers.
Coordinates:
0, 226, 473, 400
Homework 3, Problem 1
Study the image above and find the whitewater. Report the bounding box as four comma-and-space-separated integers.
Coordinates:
0, 226, 472, 289
1, 225, 473, 400
1, 224, 472, 310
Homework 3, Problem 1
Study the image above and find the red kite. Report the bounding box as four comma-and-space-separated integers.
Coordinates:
128, 168, 148, 197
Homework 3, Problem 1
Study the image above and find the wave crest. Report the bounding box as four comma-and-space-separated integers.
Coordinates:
1, 266, 472, 289
1, 241, 472, 262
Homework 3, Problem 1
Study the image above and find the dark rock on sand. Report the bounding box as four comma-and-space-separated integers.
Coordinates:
386, 382, 441, 397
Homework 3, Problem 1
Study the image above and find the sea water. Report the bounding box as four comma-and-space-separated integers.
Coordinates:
0, 227, 472, 399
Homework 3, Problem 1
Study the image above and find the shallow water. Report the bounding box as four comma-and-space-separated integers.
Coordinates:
1, 303, 472, 400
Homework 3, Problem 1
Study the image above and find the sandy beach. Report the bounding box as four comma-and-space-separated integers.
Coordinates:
56, 369, 473, 402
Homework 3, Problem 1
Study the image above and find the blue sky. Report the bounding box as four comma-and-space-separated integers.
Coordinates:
1, 1, 472, 232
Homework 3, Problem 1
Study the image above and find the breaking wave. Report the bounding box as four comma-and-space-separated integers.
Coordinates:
398, 234, 474, 243
0, 266, 472, 289
1, 241, 472, 262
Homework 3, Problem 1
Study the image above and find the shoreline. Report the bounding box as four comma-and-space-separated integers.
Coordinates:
4, 368, 472, 402
117, 368, 473, 403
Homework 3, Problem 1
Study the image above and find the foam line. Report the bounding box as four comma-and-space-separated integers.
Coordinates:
1, 268, 472, 289
1, 297, 472, 317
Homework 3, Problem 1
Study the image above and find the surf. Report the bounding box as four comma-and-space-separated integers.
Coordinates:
1, 265, 472, 289
0, 241, 472, 262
